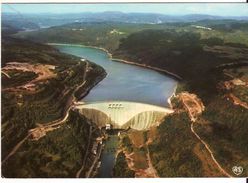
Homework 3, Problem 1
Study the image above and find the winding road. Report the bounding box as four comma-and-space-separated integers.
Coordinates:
85, 142, 103, 178
76, 126, 92, 178
2, 61, 89, 165
2, 134, 31, 164
191, 122, 232, 177
179, 92, 232, 177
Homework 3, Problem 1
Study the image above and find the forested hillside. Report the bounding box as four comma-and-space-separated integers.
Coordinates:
1, 36, 106, 177
114, 29, 248, 177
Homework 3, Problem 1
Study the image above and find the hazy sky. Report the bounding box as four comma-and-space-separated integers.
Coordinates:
2, 3, 248, 16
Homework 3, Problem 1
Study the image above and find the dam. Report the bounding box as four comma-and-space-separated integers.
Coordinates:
74, 101, 173, 130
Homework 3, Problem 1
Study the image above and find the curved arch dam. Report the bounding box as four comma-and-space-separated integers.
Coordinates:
54, 44, 177, 177
74, 101, 173, 130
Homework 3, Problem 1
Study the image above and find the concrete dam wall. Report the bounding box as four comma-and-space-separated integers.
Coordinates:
74, 101, 173, 130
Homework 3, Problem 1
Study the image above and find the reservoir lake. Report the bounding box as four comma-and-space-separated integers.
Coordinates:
55, 44, 177, 107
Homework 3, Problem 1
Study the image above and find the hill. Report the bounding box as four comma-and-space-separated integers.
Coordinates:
113, 29, 248, 177
15, 20, 248, 52
3, 12, 248, 28
1, 36, 106, 177
3, 18, 248, 177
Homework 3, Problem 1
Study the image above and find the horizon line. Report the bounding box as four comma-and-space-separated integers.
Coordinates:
2, 11, 248, 17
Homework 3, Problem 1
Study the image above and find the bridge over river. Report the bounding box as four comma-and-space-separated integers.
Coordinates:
74, 101, 173, 130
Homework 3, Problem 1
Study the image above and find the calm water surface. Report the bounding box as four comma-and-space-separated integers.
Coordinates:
55, 45, 177, 107
98, 135, 118, 178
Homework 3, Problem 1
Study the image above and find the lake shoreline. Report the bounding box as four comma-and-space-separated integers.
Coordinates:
111, 58, 182, 81
47, 43, 182, 81
48, 42, 178, 109
77, 71, 107, 101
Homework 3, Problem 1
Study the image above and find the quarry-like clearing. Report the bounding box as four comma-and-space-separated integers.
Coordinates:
2, 62, 56, 91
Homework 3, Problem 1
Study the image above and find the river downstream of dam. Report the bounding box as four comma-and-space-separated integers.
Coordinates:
55, 44, 177, 177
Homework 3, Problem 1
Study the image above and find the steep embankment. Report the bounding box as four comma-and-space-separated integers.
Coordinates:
1, 37, 106, 177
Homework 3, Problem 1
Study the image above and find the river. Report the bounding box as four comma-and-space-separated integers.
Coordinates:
54, 44, 177, 177
54, 44, 177, 107
98, 135, 118, 178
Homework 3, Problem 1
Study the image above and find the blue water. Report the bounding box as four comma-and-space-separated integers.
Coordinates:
55, 45, 177, 107
98, 135, 118, 178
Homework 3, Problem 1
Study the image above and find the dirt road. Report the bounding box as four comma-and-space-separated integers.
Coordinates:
191, 122, 232, 177
178, 92, 232, 177
85, 142, 103, 178
2, 61, 89, 164
2, 134, 31, 164
76, 126, 92, 178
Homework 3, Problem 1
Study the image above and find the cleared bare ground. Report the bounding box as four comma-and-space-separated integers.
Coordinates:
2, 62, 56, 92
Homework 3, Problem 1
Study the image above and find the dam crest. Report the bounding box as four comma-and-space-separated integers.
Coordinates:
74, 101, 173, 130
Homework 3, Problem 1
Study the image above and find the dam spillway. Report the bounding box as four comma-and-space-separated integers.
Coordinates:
74, 101, 174, 130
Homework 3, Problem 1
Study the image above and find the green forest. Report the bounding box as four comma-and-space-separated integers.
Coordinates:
1, 36, 106, 173
2, 16, 248, 177
2, 111, 102, 177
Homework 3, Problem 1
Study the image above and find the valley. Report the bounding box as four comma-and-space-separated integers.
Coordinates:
1, 7, 248, 178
